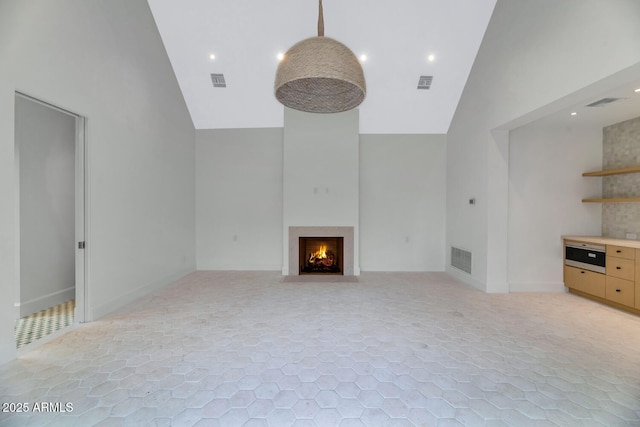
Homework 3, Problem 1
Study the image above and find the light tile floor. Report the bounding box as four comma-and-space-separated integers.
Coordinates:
1, 271, 639, 426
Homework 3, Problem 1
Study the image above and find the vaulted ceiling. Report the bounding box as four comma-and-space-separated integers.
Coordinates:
147, 0, 497, 134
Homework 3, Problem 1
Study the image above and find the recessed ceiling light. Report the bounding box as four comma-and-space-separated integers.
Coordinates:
571, 112, 577, 116
277, 52, 285, 61
635, 88, 640, 93
427, 54, 435, 62
209, 54, 216, 60
359, 54, 367, 62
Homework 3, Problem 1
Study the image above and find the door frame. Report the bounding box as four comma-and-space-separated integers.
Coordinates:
14, 92, 88, 324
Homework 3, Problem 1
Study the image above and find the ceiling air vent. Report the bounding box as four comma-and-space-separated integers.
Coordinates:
417, 75, 433, 90
586, 97, 625, 107
211, 73, 227, 88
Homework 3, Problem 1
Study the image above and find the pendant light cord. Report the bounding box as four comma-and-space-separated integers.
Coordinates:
318, 0, 324, 36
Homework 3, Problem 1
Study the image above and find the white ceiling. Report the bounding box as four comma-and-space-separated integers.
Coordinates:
147, 0, 497, 134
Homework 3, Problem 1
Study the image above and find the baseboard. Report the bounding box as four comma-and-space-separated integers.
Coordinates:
19, 287, 75, 317
446, 266, 485, 291
445, 269, 567, 293
89, 267, 195, 321
508, 282, 567, 293
197, 263, 283, 271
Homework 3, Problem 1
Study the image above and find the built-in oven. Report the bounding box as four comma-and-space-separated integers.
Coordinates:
565, 241, 606, 273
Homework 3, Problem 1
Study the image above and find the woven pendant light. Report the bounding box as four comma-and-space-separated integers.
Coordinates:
275, 0, 366, 113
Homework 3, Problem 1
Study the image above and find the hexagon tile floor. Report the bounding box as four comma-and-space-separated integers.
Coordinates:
1, 271, 640, 426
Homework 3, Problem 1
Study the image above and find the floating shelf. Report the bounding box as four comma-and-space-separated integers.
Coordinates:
582, 165, 640, 203
582, 166, 640, 177
582, 198, 640, 203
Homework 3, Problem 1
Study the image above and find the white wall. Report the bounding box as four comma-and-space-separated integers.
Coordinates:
508, 124, 602, 292
447, 0, 640, 292
283, 108, 360, 275
196, 128, 283, 270
16, 97, 76, 317
360, 134, 446, 271
0, 0, 195, 364
195, 128, 447, 273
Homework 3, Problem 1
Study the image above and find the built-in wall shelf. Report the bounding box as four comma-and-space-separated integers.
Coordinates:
582, 166, 640, 177
582, 197, 640, 203
582, 165, 640, 203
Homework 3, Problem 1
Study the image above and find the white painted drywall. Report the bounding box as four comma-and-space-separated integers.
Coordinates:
195, 129, 447, 273
0, 0, 195, 364
508, 123, 602, 292
360, 134, 447, 271
196, 128, 283, 270
282, 108, 360, 275
16, 96, 76, 316
447, 0, 640, 292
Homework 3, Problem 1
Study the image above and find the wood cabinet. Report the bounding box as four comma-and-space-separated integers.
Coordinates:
563, 237, 640, 315
636, 249, 640, 310
607, 245, 635, 260
605, 256, 635, 281
605, 276, 635, 307
605, 246, 635, 308
564, 265, 605, 298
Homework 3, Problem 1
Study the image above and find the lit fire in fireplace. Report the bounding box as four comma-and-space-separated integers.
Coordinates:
309, 244, 335, 267
310, 244, 327, 261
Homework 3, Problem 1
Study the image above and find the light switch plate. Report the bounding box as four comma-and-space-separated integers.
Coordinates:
625, 233, 637, 240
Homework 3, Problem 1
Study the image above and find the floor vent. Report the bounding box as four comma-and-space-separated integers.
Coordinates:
451, 247, 472, 274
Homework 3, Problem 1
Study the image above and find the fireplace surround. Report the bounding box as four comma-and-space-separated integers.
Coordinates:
288, 227, 354, 276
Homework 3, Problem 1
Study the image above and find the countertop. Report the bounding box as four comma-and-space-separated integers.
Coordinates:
562, 235, 640, 249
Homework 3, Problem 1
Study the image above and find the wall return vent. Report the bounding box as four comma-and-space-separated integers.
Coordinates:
451, 246, 472, 274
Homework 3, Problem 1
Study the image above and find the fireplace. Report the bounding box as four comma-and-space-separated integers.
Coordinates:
288, 227, 355, 276
299, 237, 344, 275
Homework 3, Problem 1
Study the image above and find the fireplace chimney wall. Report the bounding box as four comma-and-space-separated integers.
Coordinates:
282, 107, 360, 275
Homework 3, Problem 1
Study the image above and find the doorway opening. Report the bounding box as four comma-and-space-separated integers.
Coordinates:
14, 93, 87, 349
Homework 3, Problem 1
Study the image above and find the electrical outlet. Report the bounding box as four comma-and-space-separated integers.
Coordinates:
625, 233, 637, 240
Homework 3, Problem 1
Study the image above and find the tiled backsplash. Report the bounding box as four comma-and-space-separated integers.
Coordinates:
602, 116, 640, 239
